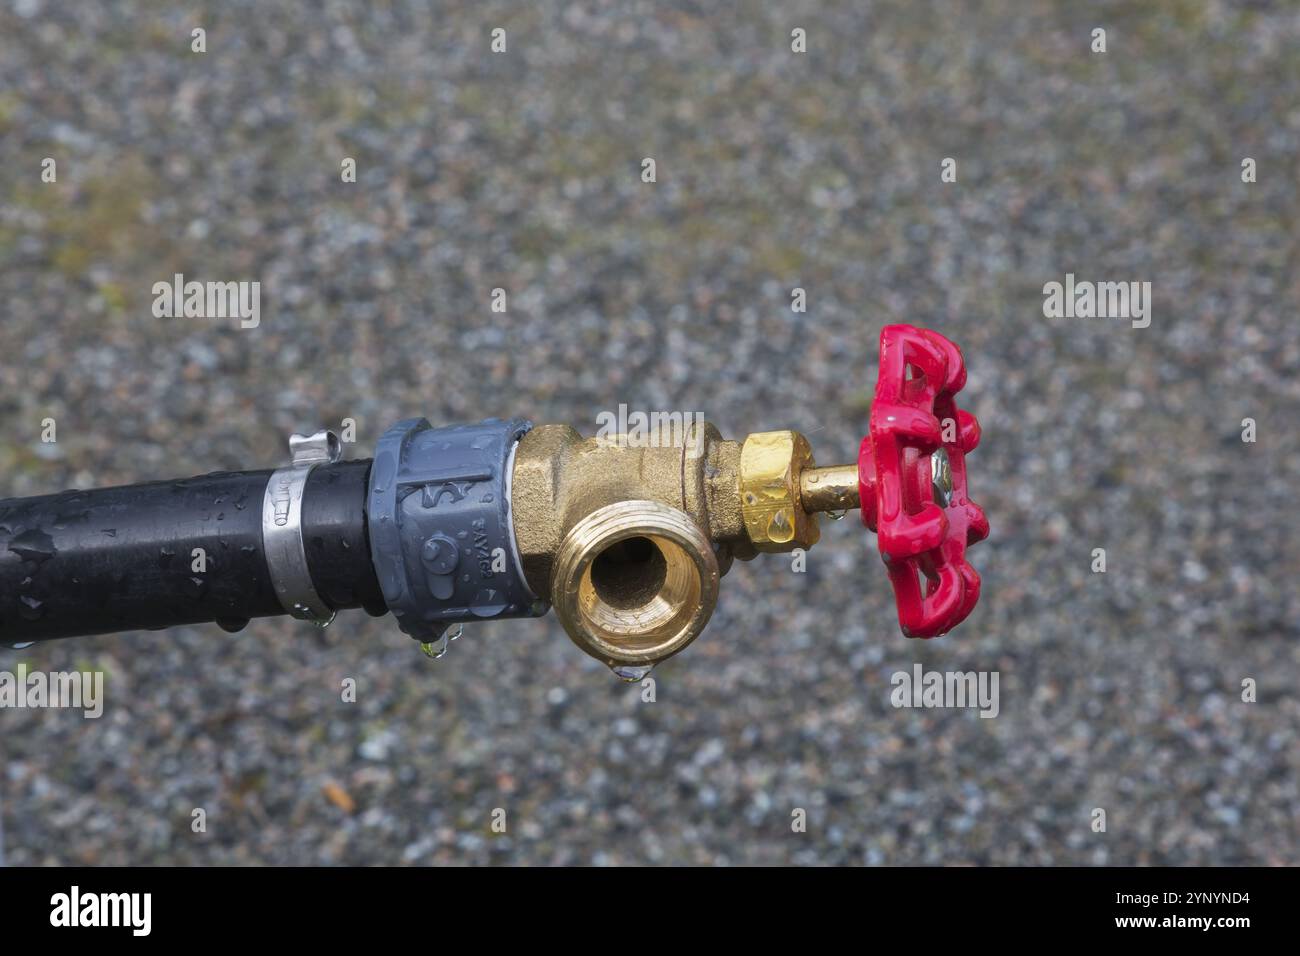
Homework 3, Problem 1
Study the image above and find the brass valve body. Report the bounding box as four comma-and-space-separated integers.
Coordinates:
510, 421, 856, 669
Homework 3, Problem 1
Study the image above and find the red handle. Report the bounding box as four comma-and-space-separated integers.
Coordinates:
858, 325, 988, 638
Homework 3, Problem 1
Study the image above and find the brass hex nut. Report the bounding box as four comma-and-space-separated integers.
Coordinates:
739, 430, 820, 552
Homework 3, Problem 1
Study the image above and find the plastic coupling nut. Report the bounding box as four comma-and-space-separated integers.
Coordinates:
367, 417, 545, 642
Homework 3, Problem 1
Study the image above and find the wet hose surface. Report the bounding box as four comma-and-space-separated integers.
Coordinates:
0, 459, 385, 643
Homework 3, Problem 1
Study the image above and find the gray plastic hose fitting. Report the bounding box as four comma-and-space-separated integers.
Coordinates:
367, 417, 545, 642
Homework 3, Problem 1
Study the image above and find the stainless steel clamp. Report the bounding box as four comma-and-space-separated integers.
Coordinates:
262, 429, 342, 626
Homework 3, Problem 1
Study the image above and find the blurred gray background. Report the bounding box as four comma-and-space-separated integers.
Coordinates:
1, 1, 1297, 865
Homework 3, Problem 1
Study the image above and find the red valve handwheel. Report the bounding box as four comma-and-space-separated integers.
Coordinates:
858, 324, 988, 638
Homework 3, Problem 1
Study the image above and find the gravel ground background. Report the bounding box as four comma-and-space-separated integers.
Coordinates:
1, 1, 1297, 865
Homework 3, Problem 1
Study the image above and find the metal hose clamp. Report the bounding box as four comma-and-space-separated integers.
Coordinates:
262, 429, 342, 626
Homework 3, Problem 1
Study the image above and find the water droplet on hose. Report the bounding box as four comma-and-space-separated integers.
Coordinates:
18, 595, 44, 621
8, 528, 56, 564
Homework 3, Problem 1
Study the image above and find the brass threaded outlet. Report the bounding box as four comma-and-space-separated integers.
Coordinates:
550, 500, 720, 667
739, 430, 820, 552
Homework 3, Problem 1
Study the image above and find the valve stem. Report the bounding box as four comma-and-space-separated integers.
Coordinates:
800, 464, 861, 514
